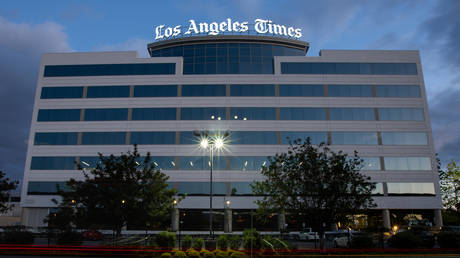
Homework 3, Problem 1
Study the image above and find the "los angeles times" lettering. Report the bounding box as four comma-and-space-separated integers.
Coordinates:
155, 18, 302, 40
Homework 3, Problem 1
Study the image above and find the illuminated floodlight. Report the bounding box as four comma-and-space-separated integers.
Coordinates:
200, 138, 209, 149
215, 138, 224, 149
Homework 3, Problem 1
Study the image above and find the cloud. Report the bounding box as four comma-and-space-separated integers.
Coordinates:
93, 38, 150, 57
0, 16, 71, 186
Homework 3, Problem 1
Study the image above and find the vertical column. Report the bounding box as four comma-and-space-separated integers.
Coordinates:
171, 207, 179, 232
434, 209, 443, 228
278, 212, 286, 231
382, 209, 391, 230
224, 208, 232, 233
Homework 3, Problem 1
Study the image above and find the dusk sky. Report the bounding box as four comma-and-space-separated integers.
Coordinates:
0, 0, 459, 187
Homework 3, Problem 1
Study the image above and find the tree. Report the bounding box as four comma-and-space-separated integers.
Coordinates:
50, 145, 177, 236
0, 170, 18, 213
439, 159, 460, 210
251, 138, 376, 249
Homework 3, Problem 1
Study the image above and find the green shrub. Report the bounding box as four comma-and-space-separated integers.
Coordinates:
57, 231, 83, 245
201, 249, 215, 257
2, 226, 34, 244
161, 253, 172, 257
172, 250, 187, 257
182, 235, 193, 250
217, 235, 228, 250
388, 231, 423, 248
192, 237, 204, 251
228, 235, 241, 250
272, 238, 288, 250
214, 250, 229, 258
242, 229, 262, 250
156, 231, 176, 249
229, 251, 247, 258
350, 234, 374, 248
438, 231, 460, 248
186, 248, 200, 257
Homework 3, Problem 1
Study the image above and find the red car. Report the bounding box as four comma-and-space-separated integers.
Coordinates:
81, 230, 104, 241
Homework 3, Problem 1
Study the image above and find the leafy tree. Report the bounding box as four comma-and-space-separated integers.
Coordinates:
49, 145, 177, 236
439, 159, 460, 210
0, 170, 18, 213
252, 138, 376, 249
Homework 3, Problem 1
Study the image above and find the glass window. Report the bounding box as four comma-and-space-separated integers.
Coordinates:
230, 84, 275, 96
84, 108, 128, 121
384, 157, 432, 170
378, 108, 425, 121
181, 107, 226, 120
132, 108, 177, 120
230, 107, 276, 120
361, 157, 381, 171
81, 132, 126, 145
176, 182, 227, 196
280, 108, 326, 120
230, 157, 268, 171
34, 132, 78, 145
86, 86, 130, 98
376, 85, 421, 98
281, 62, 417, 75
387, 183, 435, 195
230, 182, 254, 196
130, 132, 175, 145
44, 63, 175, 77
331, 132, 378, 145
37, 109, 81, 122
381, 132, 428, 145
231, 131, 278, 144
134, 85, 177, 97
40, 87, 83, 99
27, 182, 68, 195
279, 85, 324, 97
280, 132, 327, 144
79, 156, 102, 169
178, 156, 226, 170
182, 85, 226, 96
372, 183, 384, 195
30, 157, 76, 170
179, 131, 198, 144
328, 85, 373, 97
329, 108, 375, 120
146, 156, 176, 170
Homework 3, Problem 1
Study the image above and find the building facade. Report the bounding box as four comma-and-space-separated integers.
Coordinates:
21, 35, 442, 231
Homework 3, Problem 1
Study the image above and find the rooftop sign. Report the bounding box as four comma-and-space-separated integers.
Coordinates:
154, 18, 302, 41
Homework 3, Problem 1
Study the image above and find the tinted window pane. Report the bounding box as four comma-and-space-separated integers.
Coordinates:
34, 132, 78, 145
27, 181, 68, 195
84, 109, 128, 121
181, 108, 226, 120
384, 157, 432, 170
372, 183, 384, 195
281, 62, 417, 75
148, 156, 176, 170
37, 109, 81, 122
281, 132, 327, 144
40, 87, 83, 99
230, 85, 275, 96
230, 156, 268, 171
361, 157, 381, 171
132, 108, 176, 120
387, 183, 435, 195
230, 107, 276, 120
279, 85, 324, 97
329, 108, 375, 120
178, 156, 226, 170
81, 132, 126, 145
44, 63, 175, 77
280, 108, 326, 120
230, 182, 253, 196
328, 85, 373, 97
378, 108, 425, 121
130, 132, 176, 144
376, 85, 421, 98
182, 85, 226, 96
79, 156, 102, 169
134, 85, 177, 97
231, 131, 277, 144
30, 157, 75, 170
176, 182, 226, 195
86, 86, 130, 98
381, 132, 428, 145
331, 132, 378, 145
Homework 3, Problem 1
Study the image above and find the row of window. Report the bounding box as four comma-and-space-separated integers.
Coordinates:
36, 107, 425, 122
281, 62, 418, 75
43, 63, 176, 77
29, 156, 432, 171
27, 181, 435, 196
40, 84, 422, 99
34, 131, 429, 146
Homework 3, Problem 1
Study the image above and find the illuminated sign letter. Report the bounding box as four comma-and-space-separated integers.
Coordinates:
254, 19, 269, 34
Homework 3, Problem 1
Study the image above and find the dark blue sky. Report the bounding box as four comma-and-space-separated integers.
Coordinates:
0, 0, 459, 186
